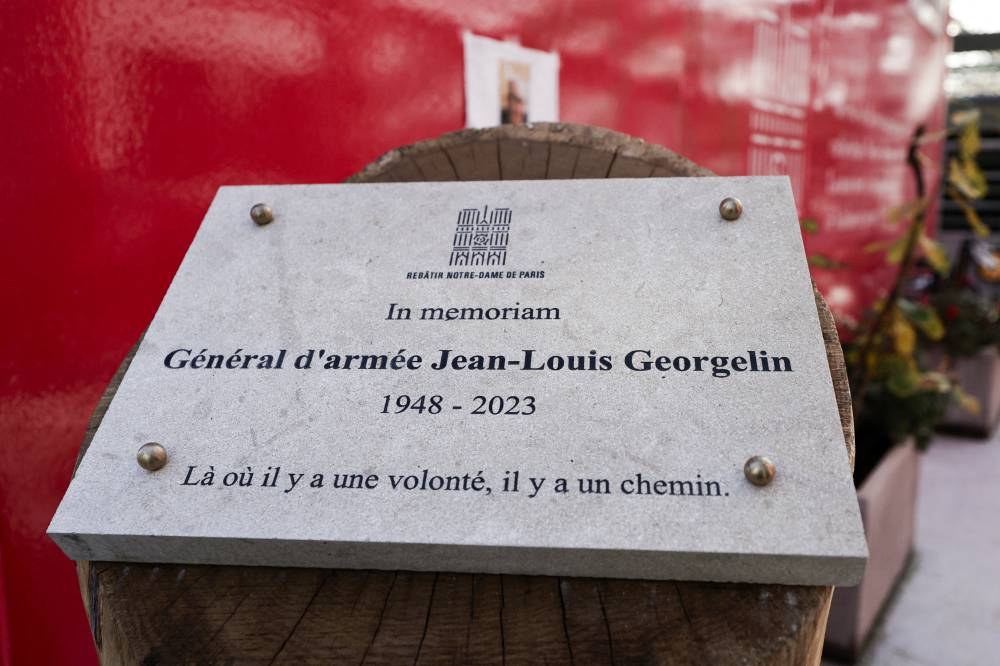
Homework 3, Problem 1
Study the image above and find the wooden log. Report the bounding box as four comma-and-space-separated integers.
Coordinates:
76, 123, 851, 665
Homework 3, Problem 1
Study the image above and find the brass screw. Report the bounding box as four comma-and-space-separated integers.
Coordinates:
137, 442, 168, 472
250, 203, 274, 226
744, 456, 775, 486
719, 197, 743, 221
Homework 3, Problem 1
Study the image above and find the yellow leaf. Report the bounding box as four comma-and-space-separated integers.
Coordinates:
958, 116, 981, 159
886, 198, 927, 224
886, 234, 910, 264
952, 385, 982, 414
800, 218, 820, 234
949, 158, 988, 199
949, 192, 990, 237
808, 254, 848, 269
865, 351, 879, 376
891, 315, 917, 356
919, 371, 953, 393
864, 239, 892, 254
962, 159, 988, 197
898, 299, 945, 340
918, 233, 950, 275
920, 311, 945, 341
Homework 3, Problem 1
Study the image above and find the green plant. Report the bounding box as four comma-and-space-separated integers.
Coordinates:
844, 111, 988, 457
931, 287, 1000, 357
854, 374, 952, 450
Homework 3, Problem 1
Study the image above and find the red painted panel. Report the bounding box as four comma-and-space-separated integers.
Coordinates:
0, 1, 948, 662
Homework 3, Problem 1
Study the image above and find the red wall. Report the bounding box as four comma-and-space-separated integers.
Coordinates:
0, 1, 948, 662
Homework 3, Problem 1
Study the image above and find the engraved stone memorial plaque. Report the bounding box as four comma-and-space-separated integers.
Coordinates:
49, 177, 868, 585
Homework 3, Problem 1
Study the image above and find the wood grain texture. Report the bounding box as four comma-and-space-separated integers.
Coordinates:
77, 123, 850, 665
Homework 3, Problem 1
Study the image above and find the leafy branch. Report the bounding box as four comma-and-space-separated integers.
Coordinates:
848, 111, 989, 421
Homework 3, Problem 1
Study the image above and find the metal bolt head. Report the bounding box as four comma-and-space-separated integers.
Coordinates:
250, 203, 274, 226
137, 442, 168, 472
744, 455, 775, 486
719, 197, 743, 221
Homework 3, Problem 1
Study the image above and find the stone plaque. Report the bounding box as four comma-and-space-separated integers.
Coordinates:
49, 177, 867, 585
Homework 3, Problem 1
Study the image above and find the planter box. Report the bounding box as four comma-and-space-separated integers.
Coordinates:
938, 346, 1000, 438
824, 439, 919, 661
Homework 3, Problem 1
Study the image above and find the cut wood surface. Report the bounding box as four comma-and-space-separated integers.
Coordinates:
77, 123, 852, 665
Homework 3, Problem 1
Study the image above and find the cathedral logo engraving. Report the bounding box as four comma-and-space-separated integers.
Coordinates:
449, 206, 510, 266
